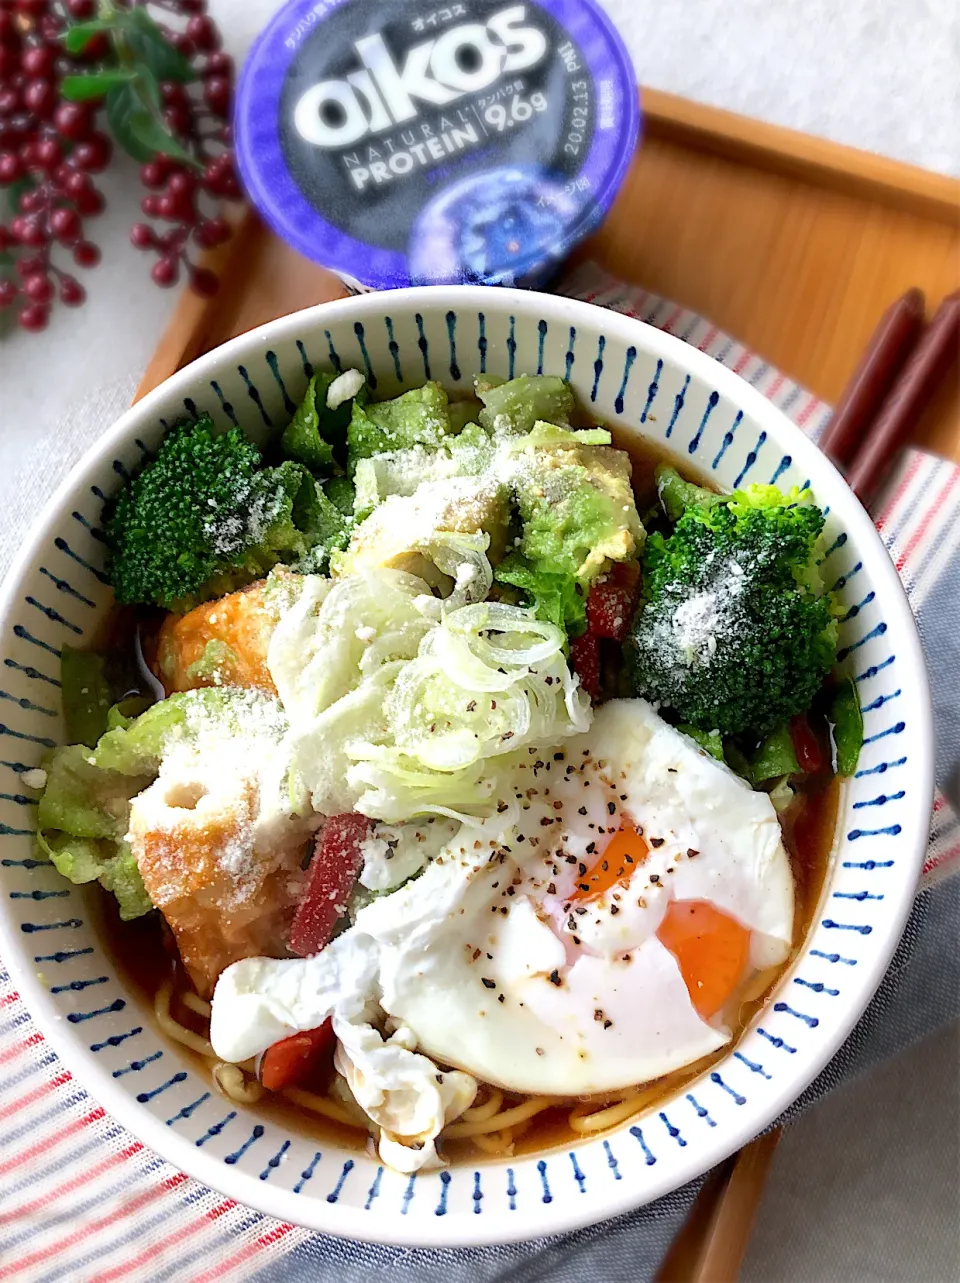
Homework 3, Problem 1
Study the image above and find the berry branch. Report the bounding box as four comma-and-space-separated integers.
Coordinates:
0, 0, 239, 334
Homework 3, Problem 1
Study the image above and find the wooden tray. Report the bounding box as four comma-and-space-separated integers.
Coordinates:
134, 87, 960, 1280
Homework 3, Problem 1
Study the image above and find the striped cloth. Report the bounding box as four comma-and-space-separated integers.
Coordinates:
1, 262, 958, 1282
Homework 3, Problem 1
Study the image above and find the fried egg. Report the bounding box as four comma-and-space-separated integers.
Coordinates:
211, 699, 794, 1165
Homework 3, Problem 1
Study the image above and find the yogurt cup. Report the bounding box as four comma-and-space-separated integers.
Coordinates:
235, 0, 640, 290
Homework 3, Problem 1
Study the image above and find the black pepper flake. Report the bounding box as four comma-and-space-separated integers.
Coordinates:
481, 977, 496, 989
650, 874, 661, 884
491, 700, 497, 710
578, 806, 588, 816
436, 1074, 444, 1083
553, 800, 563, 811
501, 731, 514, 741
667, 767, 677, 773
577, 882, 590, 892
547, 882, 556, 895
506, 886, 515, 897
575, 907, 587, 916
610, 905, 620, 916
497, 801, 508, 813
472, 948, 481, 961
540, 817, 554, 827
548, 969, 562, 987
603, 1019, 613, 1029
593, 1009, 604, 1022
607, 802, 616, 815
624, 854, 634, 864
578, 862, 587, 876
572, 935, 581, 945
497, 994, 505, 1004
554, 752, 564, 761
601, 860, 609, 872
650, 837, 665, 848
565, 854, 577, 864
687, 848, 699, 858
586, 842, 596, 854
620, 794, 628, 801
516, 834, 525, 842
499, 906, 508, 915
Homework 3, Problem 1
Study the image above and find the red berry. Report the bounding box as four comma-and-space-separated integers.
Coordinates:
21, 45, 56, 78
23, 79, 56, 120
157, 194, 176, 219
0, 280, 17, 308
0, 87, 21, 116
0, 45, 19, 78
140, 160, 167, 189
50, 205, 81, 243
15, 0, 49, 17
18, 303, 49, 332
74, 186, 103, 217
77, 32, 108, 61
61, 168, 91, 198
0, 227, 10, 252
140, 193, 161, 217
54, 101, 92, 141
23, 271, 53, 303
130, 223, 154, 249
203, 75, 231, 118
12, 217, 46, 247
16, 255, 45, 278
0, 150, 22, 183
194, 216, 230, 249
38, 13, 60, 41
190, 266, 219, 297
34, 136, 61, 170
186, 15, 219, 51
59, 276, 85, 306
179, 0, 207, 12
151, 256, 179, 287
73, 239, 100, 267
160, 82, 189, 108
163, 105, 190, 137
18, 189, 43, 213
66, 0, 96, 16
204, 51, 233, 78
0, 12, 15, 40
72, 133, 111, 173
171, 34, 194, 58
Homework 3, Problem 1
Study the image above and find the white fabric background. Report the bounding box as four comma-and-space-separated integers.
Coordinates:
0, 1, 957, 1276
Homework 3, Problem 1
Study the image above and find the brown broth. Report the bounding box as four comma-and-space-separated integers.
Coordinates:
90, 419, 841, 1165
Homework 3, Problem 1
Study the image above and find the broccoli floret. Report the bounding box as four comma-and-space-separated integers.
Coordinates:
106, 415, 335, 611
625, 467, 838, 735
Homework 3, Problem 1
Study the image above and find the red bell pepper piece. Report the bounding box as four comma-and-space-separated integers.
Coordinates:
586, 562, 640, 642
571, 633, 601, 700
289, 813, 370, 958
790, 714, 825, 774
260, 1019, 335, 1092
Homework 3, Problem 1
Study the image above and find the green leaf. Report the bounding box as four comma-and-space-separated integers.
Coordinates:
105, 78, 194, 165
125, 8, 196, 84
749, 723, 800, 784
61, 69, 138, 102
63, 19, 116, 54
831, 676, 863, 776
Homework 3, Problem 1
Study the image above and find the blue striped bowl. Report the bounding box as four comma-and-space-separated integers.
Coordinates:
0, 287, 932, 1247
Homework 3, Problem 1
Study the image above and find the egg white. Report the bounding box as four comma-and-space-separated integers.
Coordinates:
211, 699, 795, 1162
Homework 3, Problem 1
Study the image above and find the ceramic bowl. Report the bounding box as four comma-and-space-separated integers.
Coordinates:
0, 286, 932, 1247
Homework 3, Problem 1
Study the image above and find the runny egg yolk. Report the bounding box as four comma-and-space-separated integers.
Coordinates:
656, 900, 750, 1019
569, 825, 751, 1021
571, 825, 649, 901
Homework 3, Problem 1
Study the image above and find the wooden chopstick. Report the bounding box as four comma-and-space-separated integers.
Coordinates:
846, 288, 960, 504
819, 288, 926, 468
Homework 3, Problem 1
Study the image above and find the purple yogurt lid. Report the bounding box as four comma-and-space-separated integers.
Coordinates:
235, 0, 640, 290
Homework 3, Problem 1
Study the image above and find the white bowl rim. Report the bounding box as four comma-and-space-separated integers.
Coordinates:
0, 285, 934, 1248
